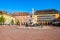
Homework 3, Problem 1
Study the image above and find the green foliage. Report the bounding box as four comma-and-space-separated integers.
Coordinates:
10, 19, 14, 25
16, 20, 20, 25
0, 16, 6, 24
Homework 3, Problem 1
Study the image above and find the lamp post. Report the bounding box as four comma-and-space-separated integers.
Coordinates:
20, 13, 22, 26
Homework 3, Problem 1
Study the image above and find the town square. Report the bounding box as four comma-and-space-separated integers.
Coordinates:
0, 0, 60, 40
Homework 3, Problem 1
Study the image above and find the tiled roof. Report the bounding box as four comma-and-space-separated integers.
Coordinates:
12, 12, 30, 16
0, 11, 7, 14
0, 11, 13, 16
35, 9, 59, 15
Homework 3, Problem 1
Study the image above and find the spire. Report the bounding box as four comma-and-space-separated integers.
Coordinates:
32, 8, 34, 15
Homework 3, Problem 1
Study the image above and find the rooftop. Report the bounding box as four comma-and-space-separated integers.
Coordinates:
12, 12, 31, 16
35, 9, 59, 15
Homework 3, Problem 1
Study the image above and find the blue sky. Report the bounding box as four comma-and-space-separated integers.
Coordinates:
0, 0, 60, 14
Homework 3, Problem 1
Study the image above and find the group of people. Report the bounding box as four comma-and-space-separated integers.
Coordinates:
25, 22, 43, 28
40, 23, 43, 28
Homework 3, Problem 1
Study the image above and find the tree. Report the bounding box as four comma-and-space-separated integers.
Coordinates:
0, 16, 6, 25
16, 20, 20, 25
10, 19, 14, 25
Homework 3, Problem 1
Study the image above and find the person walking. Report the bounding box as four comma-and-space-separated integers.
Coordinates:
25, 22, 28, 27
40, 23, 43, 28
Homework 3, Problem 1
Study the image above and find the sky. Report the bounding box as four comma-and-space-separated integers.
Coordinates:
0, 0, 60, 14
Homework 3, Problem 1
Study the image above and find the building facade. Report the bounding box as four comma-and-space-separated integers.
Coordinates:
0, 11, 16, 24
12, 12, 31, 25
33, 9, 60, 25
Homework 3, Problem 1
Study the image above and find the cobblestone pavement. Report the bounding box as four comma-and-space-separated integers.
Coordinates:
0, 25, 60, 40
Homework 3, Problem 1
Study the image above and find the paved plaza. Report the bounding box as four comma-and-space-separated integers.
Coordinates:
0, 25, 60, 40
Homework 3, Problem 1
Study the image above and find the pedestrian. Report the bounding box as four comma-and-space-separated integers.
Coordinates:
25, 22, 28, 27
40, 23, 43, 28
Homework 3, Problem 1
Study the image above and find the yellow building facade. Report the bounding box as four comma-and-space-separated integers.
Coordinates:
0, 14, 16, 24
33, 9, 60, 25
34, 14, 59, 25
